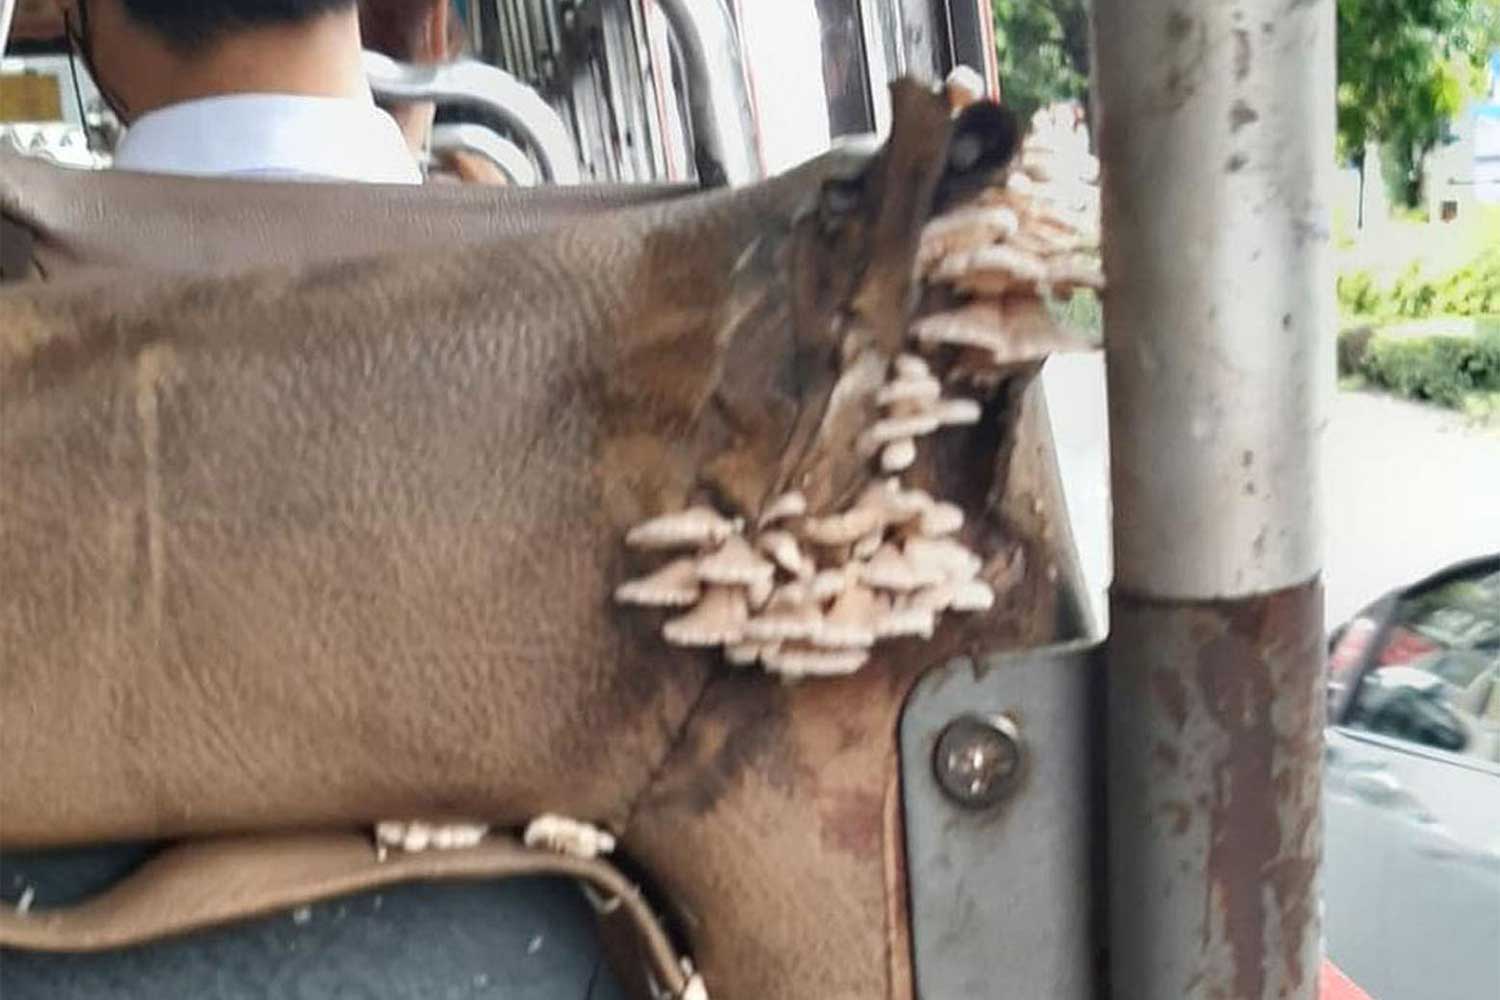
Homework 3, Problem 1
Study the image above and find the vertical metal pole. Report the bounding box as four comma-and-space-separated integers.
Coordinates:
0, 0, 17, 61
1091, 0, 1335, 997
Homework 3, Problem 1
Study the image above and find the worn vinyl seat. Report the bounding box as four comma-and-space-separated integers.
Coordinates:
0, 151, 684, 283
0, 150, 694, 1000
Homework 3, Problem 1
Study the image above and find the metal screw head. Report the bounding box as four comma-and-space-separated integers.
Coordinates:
933, 714, 1024, 809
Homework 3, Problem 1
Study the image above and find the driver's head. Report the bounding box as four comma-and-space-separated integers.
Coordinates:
67, 0, 366, 121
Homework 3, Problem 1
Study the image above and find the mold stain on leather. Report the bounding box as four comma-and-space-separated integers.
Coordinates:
818, 787, 885, 857
634, 675, 797, 818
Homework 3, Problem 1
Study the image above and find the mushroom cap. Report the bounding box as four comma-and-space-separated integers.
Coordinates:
764, 644, 869, 679
919, 502, 965, 537
856, 480, 933, 525
944, 64, 986, 112
627, 506, 740, 550
909, 582, 957, 614
852, 529, 885, 561
934, 398, 984, 426
662, 586, 750, 647
876, 602, 937, 639
757, 530, 813, 578
894, 354, 931, 380
801, 503, 886, 546
726, 641, 776, 667
876, 373, 943, 408
815, 584, 881, 648
810, 567, 854, 602
951, 579, 997, 612
1048, 255, 1106, 293
759, 490, 808, 527
904, 537, 983, 582
945, 243, 1049, 295
911, 301, 1008, 353
614, 557, 703, 607
860, 543, 943, 592
880, 438, 918, 473
696, 534, 775, 589
745, 600, 825, 643
524, 814, 617, 859
857, 413, 942, 455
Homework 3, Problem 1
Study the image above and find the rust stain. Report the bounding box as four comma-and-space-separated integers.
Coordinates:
1161, 800, 1193, 836
1153, 668, 1189, 730
1194, 585, 1322, 999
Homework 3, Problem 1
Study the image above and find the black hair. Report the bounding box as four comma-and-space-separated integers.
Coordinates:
118, 0, 358, 50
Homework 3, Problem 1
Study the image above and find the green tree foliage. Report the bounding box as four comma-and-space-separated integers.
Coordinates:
990, 0, 1090, 123
1338, 0, 1500, 204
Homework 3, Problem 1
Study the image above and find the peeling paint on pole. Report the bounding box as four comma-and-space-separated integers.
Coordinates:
1108, 584, 1324, 1000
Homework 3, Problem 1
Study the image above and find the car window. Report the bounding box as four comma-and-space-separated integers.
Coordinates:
1345, 567, 1500, 765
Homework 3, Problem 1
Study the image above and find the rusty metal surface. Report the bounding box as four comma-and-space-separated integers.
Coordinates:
901, 642, 1100, 1000
1107, 582, 1324, 1000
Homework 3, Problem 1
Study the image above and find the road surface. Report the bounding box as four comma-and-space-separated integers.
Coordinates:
1042, 355, 1500, 631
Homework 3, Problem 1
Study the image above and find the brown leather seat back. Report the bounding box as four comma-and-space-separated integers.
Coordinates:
0, 151, 688, 281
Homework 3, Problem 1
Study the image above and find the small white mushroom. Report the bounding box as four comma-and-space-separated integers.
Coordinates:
810, 567, 855, 602
909, 583, 957, 614
917, 206, 1021, 273
745, 591, 825, 643
940, 243, 1049, 296
627, 507, 740, 550
662, 586, 750, 647
764, 644, 869, 679
614, 557, 702, 607
801, 504, 886, 546
854, 481, 935, 529
876, 373, 943, 409
919, 502, 965, 537
376, 820, 488, 855
880, 438, 918, 472
1047, 255, 1106, 292
904, 537, 983, 582
757, 530, 813, 578
876, 601, 938, 639
950, 579, 997, 612
944, 64, 987, 112
895, 354, 931, 379
815, 584, 881, 648
524, 814, 616, 859
726, 641, 776, 667
696, 534, 776, 590
857, 413, 942, 456
852, 529, 885, 560
911, 302, 1008, 353
933, 398, 984, 426
860, 543, 943, 592
759, 491, 808, 527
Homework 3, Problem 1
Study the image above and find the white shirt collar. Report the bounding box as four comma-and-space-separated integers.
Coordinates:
113, 92, 423, 184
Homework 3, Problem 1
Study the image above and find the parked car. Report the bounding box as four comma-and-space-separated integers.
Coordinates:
1324, 554, 1500, 1000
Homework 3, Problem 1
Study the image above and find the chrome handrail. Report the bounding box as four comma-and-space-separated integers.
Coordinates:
654, 0, 762, 185
363, 51, 580, 184
430, 122, 538, 186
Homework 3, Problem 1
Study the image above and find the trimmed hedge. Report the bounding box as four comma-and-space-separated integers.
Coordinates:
1356, 331, 1500, 408
1337, 248, 1500, 320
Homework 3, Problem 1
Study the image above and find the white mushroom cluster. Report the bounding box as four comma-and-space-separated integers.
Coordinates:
616, 102, 1103, 682
914, 101, 1103, 367
375, 819, 489, 857
523, 813, 618, 860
